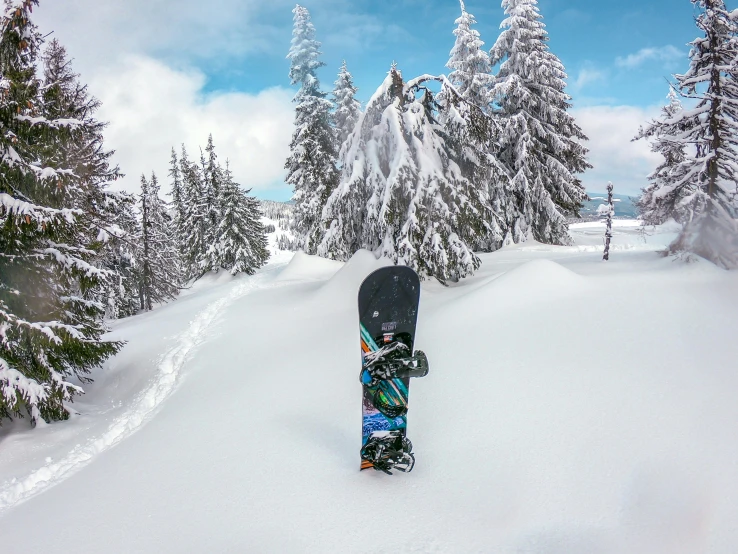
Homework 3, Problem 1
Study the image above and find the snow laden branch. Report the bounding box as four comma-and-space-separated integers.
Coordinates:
0, 309, 88, 424
16, 114, 82, 129
404, 74, 479, 109
0, 356, 51, 425
0, 192, 81, 224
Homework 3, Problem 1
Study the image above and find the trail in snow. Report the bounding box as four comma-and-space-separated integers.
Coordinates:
0, 263, 286, 512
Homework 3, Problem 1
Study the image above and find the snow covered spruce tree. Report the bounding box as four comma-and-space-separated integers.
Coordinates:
634, 88, 694, 226
332, 60, 361, 155
202, 134, 221, 238
637, 0, 738, 268
136, 173, 181, 311
0, 0, 121, 424
443, 0, 508, 250
490, 0, 590, 245
447, 0, 493, 110
197, 136, 225, 274
99, 192, 140, 319
172, 140, 269, 278
176, 145, 208, 278
40, 38, 139, 318
203, 163, 269, 275
320, 66, 488, 283
168, 147, 185, 229
285, 4, 338, 254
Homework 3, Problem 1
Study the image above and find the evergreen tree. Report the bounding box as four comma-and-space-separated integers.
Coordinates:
99, 191, 140, 319
320, 67, 487, 284
198, 135, 225, 274
443, 2, 508, 251
332, 60, 362, 154
638, 0, 738, 267
437, 80, 507, 252
39, 38, 138, 318
202, 134, 221, 231
168, 147, 185, 233
205, 163, 270, 275
635, 88, 694, 226
39, 39, 122, 213
285, 4, 338, 254
136, 173, 181, 311
0, 0, 121, 424
447, 0, 493, 110
178, 145, 207, 278
490, 0, 590, 245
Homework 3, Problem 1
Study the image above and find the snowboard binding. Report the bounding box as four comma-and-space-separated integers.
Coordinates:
360, 430, 415, 475
360, 341, 429, 388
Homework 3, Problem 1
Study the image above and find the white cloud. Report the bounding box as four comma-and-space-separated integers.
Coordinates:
570, 68, 607, 93
91, 56, 294, 198
31, 0, 359, 200
572, 105, 662, 195
615, 46, 684, 69
35, 0, 289, 75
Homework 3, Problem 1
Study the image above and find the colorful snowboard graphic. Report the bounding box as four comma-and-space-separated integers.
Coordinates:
358, 266, 421, 471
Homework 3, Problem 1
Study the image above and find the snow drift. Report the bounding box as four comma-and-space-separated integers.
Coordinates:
0, 222, 737, 553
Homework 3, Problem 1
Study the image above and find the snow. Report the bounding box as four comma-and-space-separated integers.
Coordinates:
1, 221, 738, 553
274, 250, 343, 282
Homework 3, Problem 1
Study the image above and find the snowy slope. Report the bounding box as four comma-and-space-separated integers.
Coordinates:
1, 221, 737, 553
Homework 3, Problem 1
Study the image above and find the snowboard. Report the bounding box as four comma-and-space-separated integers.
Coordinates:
358, 265, 424, 473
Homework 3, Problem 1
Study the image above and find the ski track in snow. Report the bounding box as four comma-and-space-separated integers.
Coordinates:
0, 265, 285, 513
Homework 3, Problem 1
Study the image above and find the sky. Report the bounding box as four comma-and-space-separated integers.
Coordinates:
33, 0, 706, 200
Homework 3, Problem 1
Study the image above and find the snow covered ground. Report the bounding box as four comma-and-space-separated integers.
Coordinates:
1, 219, 737, 553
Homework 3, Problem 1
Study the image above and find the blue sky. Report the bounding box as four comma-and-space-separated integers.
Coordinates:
203, 0, 699, 107
35, 0, 712, 200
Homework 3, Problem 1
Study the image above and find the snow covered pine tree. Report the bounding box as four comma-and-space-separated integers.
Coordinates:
176, 145, 208, 279
285, 4, 338, 255
636, 0, 738, 268
332, 60, 361, 156
490, 0, 590, 245
40, 38, 139, 319
634, 88, 692, 226
0, 0, 121, 424
320, 66, 487, 284
203, 162, 270, 276
447, 0, 493, 112
136, 174, 182, 311
444, 0, 507, 251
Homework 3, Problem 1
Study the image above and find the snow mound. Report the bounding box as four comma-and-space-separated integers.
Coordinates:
177, 269, 236, 297
275, 251, 343, 282
445, 259, 587, 315
315, 249, 393, 305
491, 259, 585, 294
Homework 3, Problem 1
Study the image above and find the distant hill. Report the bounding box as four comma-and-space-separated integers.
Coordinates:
578, 192, 639, 220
